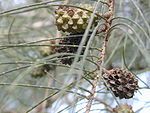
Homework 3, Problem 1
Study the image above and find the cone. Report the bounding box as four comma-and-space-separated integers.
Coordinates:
113, 104, 134, 113
103, 68, 138, 99
55, 4, 99, 33
39, 40, 56, 57
31, 64, 52, 78
55, 33, 90, 65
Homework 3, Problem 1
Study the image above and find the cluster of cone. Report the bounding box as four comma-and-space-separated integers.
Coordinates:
55, 4, 98, 65
103, 68, 138, 99
31, 41, 56, 78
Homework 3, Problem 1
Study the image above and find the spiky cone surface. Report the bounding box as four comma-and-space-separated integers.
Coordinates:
55, 33, 90, 65
113, 104, 134, 113
39, 40, 56, 57
103, 68, 138, 99
31, 64, 52, 78
55, 4, 99, 33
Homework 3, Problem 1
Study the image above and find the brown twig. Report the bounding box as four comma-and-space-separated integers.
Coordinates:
85, 0, 115, 113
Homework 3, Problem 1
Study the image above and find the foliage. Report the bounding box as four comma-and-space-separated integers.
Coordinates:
0, 0, 149, 113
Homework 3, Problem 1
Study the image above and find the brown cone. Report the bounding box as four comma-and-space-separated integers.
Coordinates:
103, 68, 138, 99
55, 32, 90, 65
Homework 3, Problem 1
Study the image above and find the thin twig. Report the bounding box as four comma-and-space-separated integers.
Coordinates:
85, 0, 116, 113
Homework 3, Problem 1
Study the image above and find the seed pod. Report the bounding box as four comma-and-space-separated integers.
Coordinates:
55, 32, 91, 65
113, 104, 134, 113
39, 41, 56, 57
103, 68, 138, 99
55, 4, 99, 33
31, 64, 51, 78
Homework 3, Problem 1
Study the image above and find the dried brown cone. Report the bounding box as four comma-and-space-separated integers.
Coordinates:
103, 68, 138, 99
55, 4, 99, 33
113, 104, 134, 113
55, 33, 90, 65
